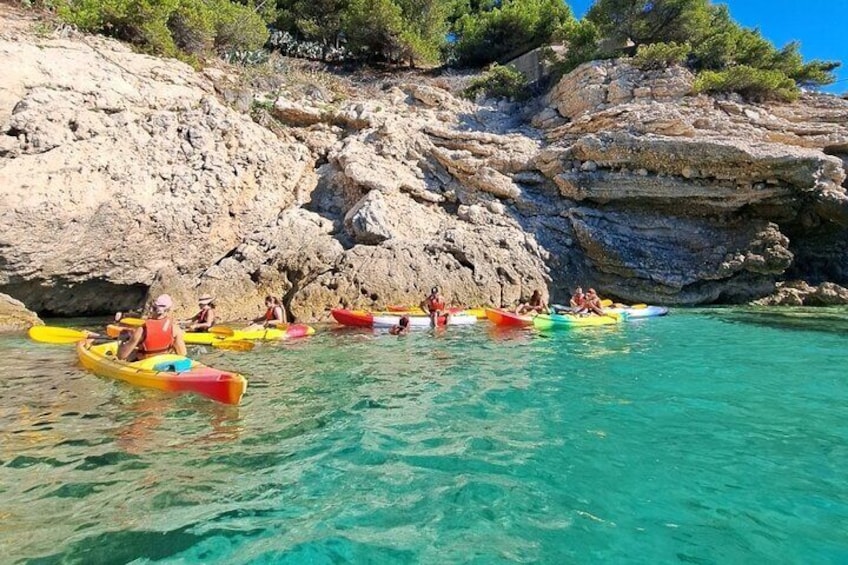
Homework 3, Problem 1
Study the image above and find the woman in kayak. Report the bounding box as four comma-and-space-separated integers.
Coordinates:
570, 287, 588, 314
389, 315, 410, 335
118, 294, 187, 361
253, 296, 287, 328
420, 286, 449, 326
516, 290, 548, 315
187, 294, 216, 332
584, 288, 606, 316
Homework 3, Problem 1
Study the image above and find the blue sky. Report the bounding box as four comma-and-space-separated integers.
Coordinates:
567, 0, 847, 94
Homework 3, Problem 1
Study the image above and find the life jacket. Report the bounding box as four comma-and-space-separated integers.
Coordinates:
197, 308, 211, 324
264, 306, 278, 321
572, 293, 586, 306
139, 318, 174, 356
427, 295, 446, 311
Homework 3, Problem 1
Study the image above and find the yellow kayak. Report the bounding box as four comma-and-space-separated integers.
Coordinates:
107, 323, 315, 345
183, 324, 315, 345
76, 341, 247, 404
533, 312, 621, 330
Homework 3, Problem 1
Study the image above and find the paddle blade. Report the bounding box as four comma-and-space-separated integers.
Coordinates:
209, 326, 236, 338
601, 299, 613, 307
119, 317, 145, 327
28, 326, 90, 344
630, 304, 648, 309
212, 340, 254, 352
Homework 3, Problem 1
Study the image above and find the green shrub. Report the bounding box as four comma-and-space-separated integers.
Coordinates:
211, 0, 269, 52
463, 64, 529, 100
168, 0, 215, 54
693, 65, 799, 102
632, 41, 690, 70
54, 0, 268, 58
451, 0, 574, 67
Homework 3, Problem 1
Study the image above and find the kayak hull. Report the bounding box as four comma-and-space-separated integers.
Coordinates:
484, 308, 533, 327
533, 313, 620, 330
607, 306, 669, 318
184, 324, 315, 344
76, 341, 247, 405
108, 324, 315, 344
331, 309, 476, 328
386, 306, 487, 319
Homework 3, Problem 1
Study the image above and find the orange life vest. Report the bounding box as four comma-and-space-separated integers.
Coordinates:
427, 296, 445, 311
139, 318, 174, 357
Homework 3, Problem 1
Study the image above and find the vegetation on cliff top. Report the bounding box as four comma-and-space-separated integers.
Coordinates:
41, 0, 840, 101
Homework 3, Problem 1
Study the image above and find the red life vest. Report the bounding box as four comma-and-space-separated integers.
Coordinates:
197, 308, 211, 324
265, 306, 279, 321
139, 318, 174, 356
427, 296, 445, 311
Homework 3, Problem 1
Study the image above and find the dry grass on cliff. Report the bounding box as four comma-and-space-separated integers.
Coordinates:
225, 53, 482, 104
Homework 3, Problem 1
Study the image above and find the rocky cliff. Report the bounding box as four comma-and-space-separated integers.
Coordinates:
1, 6, 846, 321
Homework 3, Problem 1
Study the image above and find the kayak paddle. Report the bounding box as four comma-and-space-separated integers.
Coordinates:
28, 326, 100, 344
208, 339, 254, 352
209, 326, 236, 337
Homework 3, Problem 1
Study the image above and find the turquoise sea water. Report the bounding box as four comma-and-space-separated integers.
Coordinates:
1, 309, 847, 564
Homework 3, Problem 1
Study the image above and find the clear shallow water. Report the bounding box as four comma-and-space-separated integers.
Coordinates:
1, 310, 847, 564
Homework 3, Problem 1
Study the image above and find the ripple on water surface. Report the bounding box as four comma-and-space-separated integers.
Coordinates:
1, 311, 847, 563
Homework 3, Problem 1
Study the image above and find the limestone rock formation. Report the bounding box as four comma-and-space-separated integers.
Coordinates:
1, 7, 847, 319
0, 292, 41, 332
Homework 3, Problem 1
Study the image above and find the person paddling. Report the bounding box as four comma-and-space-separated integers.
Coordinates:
118, 294, 187, 361
253, 296, 287, 328
420, 286, 449, 327
187, 294, 216, 332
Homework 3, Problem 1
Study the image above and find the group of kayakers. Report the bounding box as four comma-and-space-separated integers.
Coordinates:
567, 286, 606, 316
510, 286, 606, 317
116, 293, 289, 361
116, 284, 609, 358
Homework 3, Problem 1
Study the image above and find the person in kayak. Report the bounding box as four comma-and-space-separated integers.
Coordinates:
253, 295, 287, 328
186, 294, 216, 332
420, 286, 449, 326
389, 315, 410, 335
584, 288, 606, 316
570, 287, 588, 314
118, 294, 187, 361
515, 290, 549, 315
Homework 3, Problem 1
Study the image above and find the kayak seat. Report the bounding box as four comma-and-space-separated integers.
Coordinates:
153, 358, 193, 373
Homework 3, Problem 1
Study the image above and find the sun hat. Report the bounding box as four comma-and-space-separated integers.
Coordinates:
153, 294, 173, 309
198, 294, 214, 305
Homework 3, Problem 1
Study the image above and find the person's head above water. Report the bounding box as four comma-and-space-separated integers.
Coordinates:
151, 294, 173, 317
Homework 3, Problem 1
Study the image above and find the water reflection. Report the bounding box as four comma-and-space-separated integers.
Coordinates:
704, 306, 848, 334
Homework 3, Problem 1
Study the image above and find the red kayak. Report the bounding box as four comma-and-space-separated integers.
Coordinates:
331, 309, 475, 328
485, 308, 533, 327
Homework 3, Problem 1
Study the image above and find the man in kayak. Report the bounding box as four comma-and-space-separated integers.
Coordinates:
570, 287, 588, 314
515, 290, 549, 315
118, 294, 187, 361
186, 294, 216, 332
420, 286, 449, 327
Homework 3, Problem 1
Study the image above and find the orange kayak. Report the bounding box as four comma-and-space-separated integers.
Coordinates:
76, 340, 247, 405
484, 308, 533, 327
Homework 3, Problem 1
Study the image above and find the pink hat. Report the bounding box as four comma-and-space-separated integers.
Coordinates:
153, 294, 173, 309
